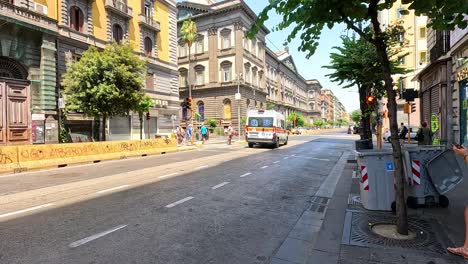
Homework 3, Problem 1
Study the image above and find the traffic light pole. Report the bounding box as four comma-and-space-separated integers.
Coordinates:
407, 111, 411, 144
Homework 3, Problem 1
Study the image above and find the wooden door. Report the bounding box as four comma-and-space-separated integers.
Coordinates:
0, 79, 30, 145
0, 82, 5, 145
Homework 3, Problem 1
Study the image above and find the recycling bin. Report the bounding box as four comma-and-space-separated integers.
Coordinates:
402, 146, 447, 208
356, 149, 395, 211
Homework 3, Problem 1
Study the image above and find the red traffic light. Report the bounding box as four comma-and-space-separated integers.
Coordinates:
366, 95, 375, 104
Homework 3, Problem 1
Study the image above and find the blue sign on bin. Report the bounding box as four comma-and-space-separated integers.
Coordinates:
386, 162, 394, 172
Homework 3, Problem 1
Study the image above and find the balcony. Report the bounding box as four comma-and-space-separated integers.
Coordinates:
0, 1, 58, 33
105, 0, 132, 19
430, 31, 450, 62
138, 15, 160, 32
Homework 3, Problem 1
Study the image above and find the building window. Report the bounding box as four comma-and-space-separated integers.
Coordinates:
223, 99, 231, 120
251, 40, 256, 56
221, 61, 232, 82
398, 55, 406, 65
419, 51, 428, 64
179, 68, 188, 87
144, 3, 152, 19
419, 27, 426, 38
195, 35, 204, 54
252, 67, 258, 87
197, 101, 205, 120
397, 32, 405, 43
112, 24, 124, 42
69, 6, 84, 32
194, 65, 205, 85
244, 36, 250, 50
221, 29, 231, 49
179, 43, 187, 57
182, 107, 187, 121
146, 74, 154, 90
397, 8, 407, 19
144, 37, 153, 56
244, 63, 251, 83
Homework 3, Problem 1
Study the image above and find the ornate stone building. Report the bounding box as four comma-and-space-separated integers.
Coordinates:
177, 0, 321, 132
0, 0, 179, 144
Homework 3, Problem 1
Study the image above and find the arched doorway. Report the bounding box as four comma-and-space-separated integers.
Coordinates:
0, 56, 30, 145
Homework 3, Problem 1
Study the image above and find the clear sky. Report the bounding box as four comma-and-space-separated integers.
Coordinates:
243, 0, 359, 112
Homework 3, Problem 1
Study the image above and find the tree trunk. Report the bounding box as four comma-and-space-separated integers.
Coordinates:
101, 114, 107, 142
139, 112, 143, 140
370, 5, 408, 235
359, 85, 372, 141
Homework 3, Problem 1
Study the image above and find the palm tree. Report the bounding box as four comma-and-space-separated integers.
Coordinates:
180, 17, 198, 142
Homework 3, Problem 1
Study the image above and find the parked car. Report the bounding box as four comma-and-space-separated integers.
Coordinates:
383, 126, 418, 142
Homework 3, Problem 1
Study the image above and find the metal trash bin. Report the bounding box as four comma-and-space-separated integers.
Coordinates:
426, 150, 465, 195
356, 149, 395, 211
402, 146, 446, 208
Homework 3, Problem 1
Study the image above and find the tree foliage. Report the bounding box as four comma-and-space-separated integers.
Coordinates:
313, 119, 325, 128
180, 18, 198, 48
62, 43, 146, 140
206, 118, 217, 129
351, 110, 362, 124
287, 112, 306, 127
134, 95, 155, 140
249, 0, 467, 236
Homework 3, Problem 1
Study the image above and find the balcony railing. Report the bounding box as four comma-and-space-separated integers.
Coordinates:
105, 0, 132, 18
138, 15, 160, 32
430, 30, 450, 62
0, 1, 58, 32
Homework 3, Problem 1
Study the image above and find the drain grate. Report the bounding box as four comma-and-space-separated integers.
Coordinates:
347, 194, 361, 205
308, 196, 330, 213
342, 210, 451, 256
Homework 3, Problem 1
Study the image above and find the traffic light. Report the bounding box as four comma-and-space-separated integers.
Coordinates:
403, 103, 410, 114
366, 95, 375, 104
146, 112, 150, 120
187, 97, 193, 111
180, 98, 188, 108
411, 103, 416, 113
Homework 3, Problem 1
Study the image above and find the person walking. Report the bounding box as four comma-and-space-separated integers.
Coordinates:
186, 124, 193, 145
227, 125, 234, 145
415, 121, 433, 145
447, 145, 468, 259
176, 125, 184, 145
399, 122, 408, 140
200, 123, 208, 144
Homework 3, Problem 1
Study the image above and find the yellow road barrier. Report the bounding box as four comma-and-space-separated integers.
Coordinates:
0, 138, 177, 174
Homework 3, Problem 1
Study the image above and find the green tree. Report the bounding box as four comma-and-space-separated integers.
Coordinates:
351, 110, 362, 125
288, 112, 305, 127
313, 119, 324, 128
249, 0, 466, 235
134, 95, 155, 140
62, 43, 146, 141
206, 118, 217, 130
180, 18, 198, 110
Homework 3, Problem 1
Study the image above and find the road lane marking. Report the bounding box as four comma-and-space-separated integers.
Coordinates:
96, 185, 130, 194
68, 225, 127, 248
0, 203, 53, 218
158, 172, 178, 179
212, 182, 230, 190
240, 172, 251, 178
309, 157, 330, 161
224, 159, 232, 162
273, 161, 280, 164
261, 165, 268, 169
194, 165, 208, 170
165, 196, 194, 208
291, 154, 295, 157
283, 157, 289, 160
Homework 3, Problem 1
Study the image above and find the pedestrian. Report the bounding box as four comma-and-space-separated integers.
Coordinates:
200, 123, 208, 144
176, 125, 183, 145
415, 121, 433, 145
227, 125, 234, 145
186, 124, 193, 145
447, 144, 468, 259
224, 127, 228, 137
399, 122, 408, 140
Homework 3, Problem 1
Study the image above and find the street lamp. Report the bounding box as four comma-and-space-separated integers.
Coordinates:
235, 73, 243, 142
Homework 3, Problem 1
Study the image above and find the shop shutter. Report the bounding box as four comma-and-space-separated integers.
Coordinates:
109, 116, 131, 141
431, 86, 439, 115
422, 91, 430, 123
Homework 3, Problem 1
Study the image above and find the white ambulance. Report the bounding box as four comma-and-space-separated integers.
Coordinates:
245, 110, 289, 148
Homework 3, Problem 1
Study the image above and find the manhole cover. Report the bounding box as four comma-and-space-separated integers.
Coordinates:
342, 211, 451, 256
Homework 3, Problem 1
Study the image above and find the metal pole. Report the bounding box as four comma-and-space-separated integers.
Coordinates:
408, 112, 411, 144
237, 74, 241, 142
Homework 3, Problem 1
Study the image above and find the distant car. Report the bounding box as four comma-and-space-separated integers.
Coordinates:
293, 128, 301, 135
383, 126, 418, 142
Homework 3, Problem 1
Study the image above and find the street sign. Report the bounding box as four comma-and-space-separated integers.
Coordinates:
58, 98, 65, 109
235, 93, 241, 100
386, 162, 395, 172
171, 114, 177, 121
430, 114, 439, 132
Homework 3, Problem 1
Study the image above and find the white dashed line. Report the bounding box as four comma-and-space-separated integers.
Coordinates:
283, 157, 289, 160
158, 172, 178, 179
194, 165, 208, 170
96, 185, 130, 194
309, 158, 330, 161
68, 225, 127, 248
240, 172, 252, 178
291, 154, 295, 157
0, 203, 53, 219
273, 161, 280, 164
165, 196, 194, 208
261, 165, 268, 169
212, 182, 230, 190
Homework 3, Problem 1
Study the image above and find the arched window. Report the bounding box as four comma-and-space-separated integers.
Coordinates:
223, 99, 231, 120
112, 24, 123, 42
194, 65, 205, 85
220, 28, 231, 49
144, 37, 153, 56
260, 102, 264, 110
246, 99, 250, 110
244, 63, 251, 83
252, 67, 258, 87
179, 68, 188, 87
69, 6, 84, 32
195, 34, 204, 54
178, 39, 187, 57
220, 61, 232, 82
197, 101, 205, 120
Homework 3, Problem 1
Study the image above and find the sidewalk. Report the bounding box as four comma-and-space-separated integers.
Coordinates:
307, 155, 466, 264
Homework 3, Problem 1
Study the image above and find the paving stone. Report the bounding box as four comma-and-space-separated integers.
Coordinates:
274, 237, 313, 264
270, 257, 298, 264
305, 249, 339, 264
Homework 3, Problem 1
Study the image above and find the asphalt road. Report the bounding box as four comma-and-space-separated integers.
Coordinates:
0, 133, 356, 264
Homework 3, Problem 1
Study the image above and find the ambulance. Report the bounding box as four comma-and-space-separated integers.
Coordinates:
245, 110, 289, 148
